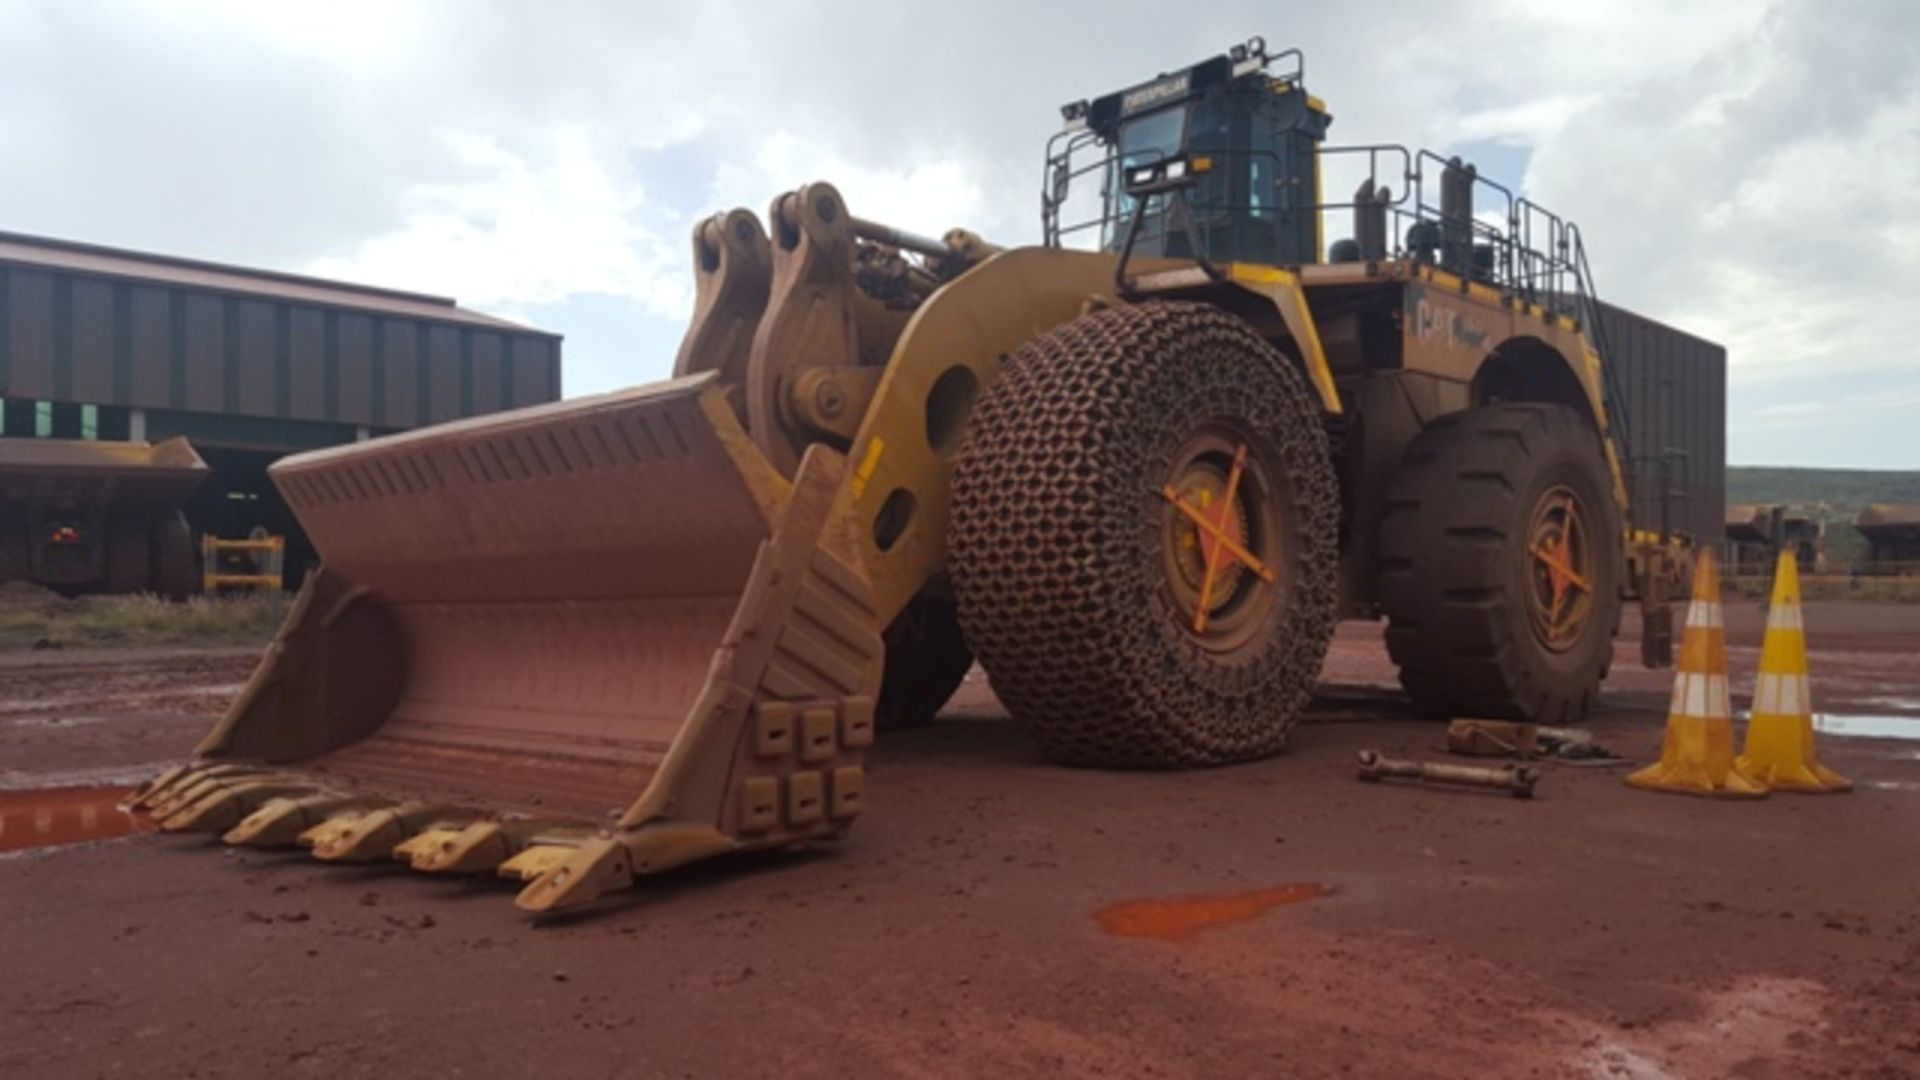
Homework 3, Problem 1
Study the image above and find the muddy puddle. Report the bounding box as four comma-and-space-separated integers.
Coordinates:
1097, 883, 1333, 942
0, 786, 150, 855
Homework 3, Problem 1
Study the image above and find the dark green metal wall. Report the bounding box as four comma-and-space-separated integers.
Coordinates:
0, 261, 560, 449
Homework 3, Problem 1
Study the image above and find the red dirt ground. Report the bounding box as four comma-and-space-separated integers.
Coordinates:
1, 605, 1917, 1078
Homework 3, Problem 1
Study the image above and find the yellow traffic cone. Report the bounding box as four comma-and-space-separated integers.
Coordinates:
1734, 552, 1851, 793
1626, 548, 1768, 798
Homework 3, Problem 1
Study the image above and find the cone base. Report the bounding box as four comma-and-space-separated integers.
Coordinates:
1624, 761, 1769, 799
1734, 755, 1852, 794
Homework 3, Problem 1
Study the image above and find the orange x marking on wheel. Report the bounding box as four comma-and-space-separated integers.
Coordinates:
1529, 512, 1589, 608
1159, 443, 1275, 634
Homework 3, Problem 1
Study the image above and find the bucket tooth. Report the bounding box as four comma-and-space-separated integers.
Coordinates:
397, 819, 588, 875
159, 779, 316, 833
141, 766, 272, 818
165, 763, 274, 800
148, 775, 236, 820
123, 763, 196, 810
497, 843, 583, 884
298, 809, 376, 852
514, 837, 636, 914
223, 793, 383, 848
393, 823, 495, 873
309, 804, 467, 863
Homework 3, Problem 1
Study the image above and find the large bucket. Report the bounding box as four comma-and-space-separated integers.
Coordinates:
129, 373, 884, 911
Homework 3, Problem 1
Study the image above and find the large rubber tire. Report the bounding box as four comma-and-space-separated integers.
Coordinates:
874, 592, 974, 731
950, 301, 1339, 768
1377, 403, 1622, 723
150, 511, 198, 600
0, 521, 28, 585
105, 515, 152, 594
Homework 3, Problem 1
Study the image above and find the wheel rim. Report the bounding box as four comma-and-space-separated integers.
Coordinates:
1526, 485, 1595, 653
1158, 427, 1284, 654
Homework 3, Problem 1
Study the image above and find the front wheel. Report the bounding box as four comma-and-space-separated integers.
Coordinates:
949, 301, 1339, 767
1376, 403, 1622, 723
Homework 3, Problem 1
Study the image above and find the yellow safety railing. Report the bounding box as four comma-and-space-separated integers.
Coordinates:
201, 534, 285, 592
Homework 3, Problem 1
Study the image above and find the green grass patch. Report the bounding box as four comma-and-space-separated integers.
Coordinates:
0, 591, 289, 650
1723, 574, 1920, 604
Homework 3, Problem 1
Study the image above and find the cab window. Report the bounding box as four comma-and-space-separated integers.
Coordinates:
1105, 107, 1187, 247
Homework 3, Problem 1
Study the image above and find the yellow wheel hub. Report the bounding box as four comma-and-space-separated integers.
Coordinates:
1160, 443, 1276, 635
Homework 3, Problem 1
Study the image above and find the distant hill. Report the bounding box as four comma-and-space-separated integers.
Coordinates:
1727, 466, 1920, 564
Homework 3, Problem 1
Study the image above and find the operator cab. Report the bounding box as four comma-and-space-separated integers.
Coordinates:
1046, 38, 1331, 266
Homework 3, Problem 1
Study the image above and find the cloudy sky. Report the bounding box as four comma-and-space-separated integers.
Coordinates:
3, 0, 1914, 466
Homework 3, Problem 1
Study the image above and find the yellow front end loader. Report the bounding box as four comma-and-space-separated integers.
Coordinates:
134, 39, 1684, 912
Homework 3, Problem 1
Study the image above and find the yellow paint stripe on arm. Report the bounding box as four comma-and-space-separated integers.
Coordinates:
851, 436, 886, 498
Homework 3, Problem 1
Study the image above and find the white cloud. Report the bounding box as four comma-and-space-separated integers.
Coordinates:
1514, 0, 1919, 401
709, 131, 992, 240
2, 0, 1915, 465
1451, 95, 1601, 146
1741, 384, 1920, 434
305, 127, 690, 319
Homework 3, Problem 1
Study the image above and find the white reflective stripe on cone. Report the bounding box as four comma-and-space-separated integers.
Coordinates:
1766, 603, 1804, 632
1706, 673, 1730, 717
1670, 671, 1732, 719
1686, 599, 1724, 630
1754, 671, 1808, 716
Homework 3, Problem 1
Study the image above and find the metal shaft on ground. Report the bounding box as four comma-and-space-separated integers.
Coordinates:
1356, 750, 1540, 798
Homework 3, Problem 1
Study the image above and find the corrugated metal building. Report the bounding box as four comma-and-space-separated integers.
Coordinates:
1596, 302, 1726, 546
0, 230, 561, 582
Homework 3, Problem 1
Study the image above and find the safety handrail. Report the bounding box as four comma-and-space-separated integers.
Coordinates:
1038, 133, 1635, 449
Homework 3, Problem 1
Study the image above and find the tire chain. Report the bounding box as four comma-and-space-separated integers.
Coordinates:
949, 301, 1339, 767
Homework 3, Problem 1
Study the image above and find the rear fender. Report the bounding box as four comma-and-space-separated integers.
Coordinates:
1118, 262, 1343, 416
1473, 334, 1630, 513
1220, 263, 1343, 415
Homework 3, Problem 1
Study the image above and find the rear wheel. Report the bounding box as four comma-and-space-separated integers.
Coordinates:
1377, 403, 1621, 723
150, 511, 198, 600
106, 514, 153, 593
0, 521, 28, 585
874, 592, 974, 731
950, 301, 1338, 767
